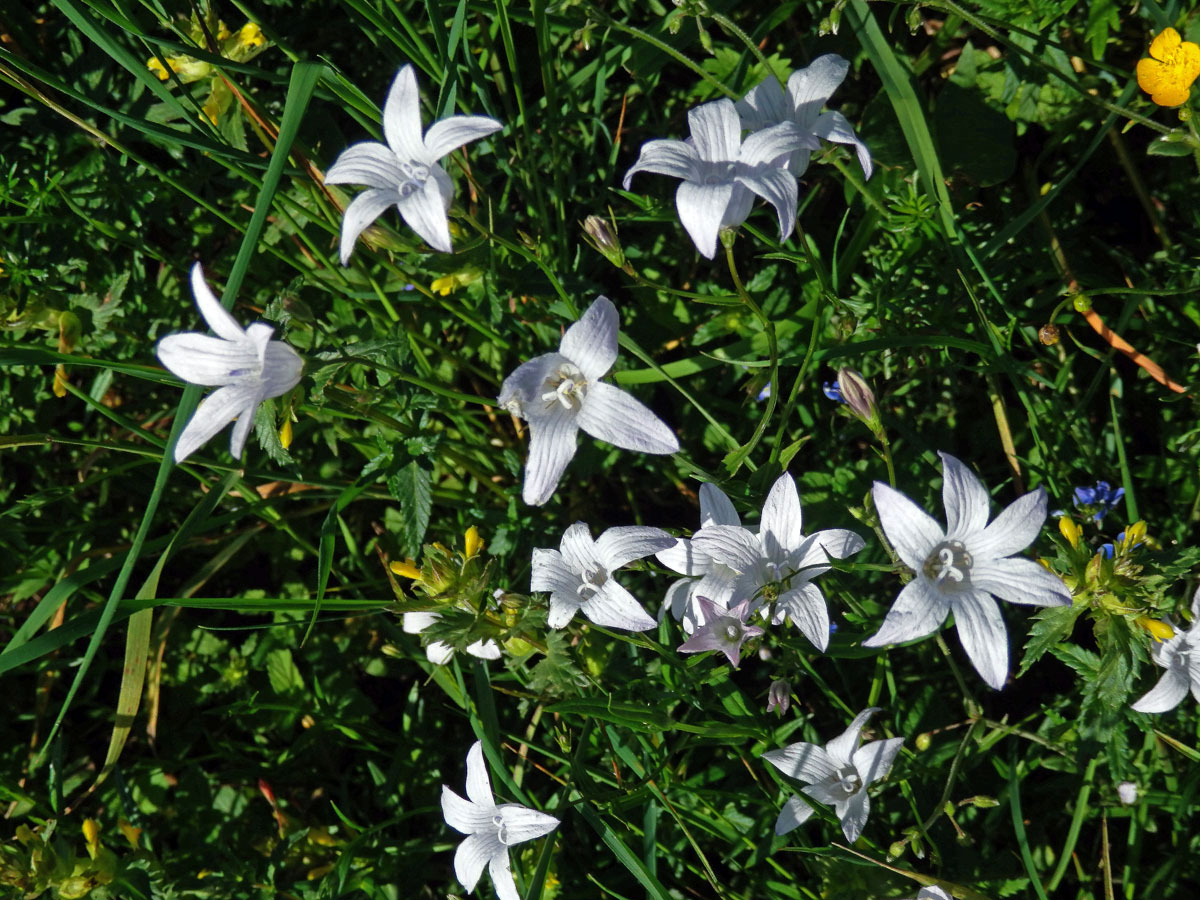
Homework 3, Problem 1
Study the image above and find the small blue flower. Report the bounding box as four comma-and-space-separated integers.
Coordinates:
757, 381, 772, 402
823, 381, 844, 403
1073, 480, 1124, 522
1102, 530, 1143, 559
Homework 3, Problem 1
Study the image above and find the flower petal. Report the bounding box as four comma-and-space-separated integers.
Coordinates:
862, 578, 950, 647
496, 804, 560, 845
381, 64, 427, 165
453, 832, 496, 893
1131, 667, 1190, 714
547, 590, 582, 629
521, 403, 579, 506
787, 55, 850, 125
190, 264, 245, 342
582, 581, 656, 631
325, 141, 408, 190
498, 352, 566, 418
675, 180, 734, 259
227, 400, 258, 459
262, 342, 304, 398
853, 737, 905, 787
402, 611, 439, 634
952, 592, 1010, 690
774, 796, 815, 835
763, 742, 838, 784
699, 482, 740, 527
558, 522, 596, 574
691, 525, 762, 573
425, 641, 456, 665
774, 581, 830, 651
560, 296, 618, 383
795, 528, 866, 568
397, 175, 454, 253
338, 188, 402, 265
576, 382, 678, 454
622, 139, 699, 190
156, 333, 259, 386
735, 165, 797, 241
825, 707, 878, 768
465, 639, 502, 660
760, 473, 803, 560
597, 526, 675, 570
441, 786, 493, 835
173, 383, 258, 463
655, 539, 711, 577
971, 558, 1071, 607
531, 548, 580, 595
970, 487, 1047, 560
687, 98, 741, 162
488, 851, 519, 900
737, 77, 791, 131
663, 577, 700, 630
424, 114, 503, 161
872, 481, 944, 571
740, 121, 815, 167
465, 740, 495, 807
811, 110, 873, 179
837, 788, 870, 842
940, 452, 991, 539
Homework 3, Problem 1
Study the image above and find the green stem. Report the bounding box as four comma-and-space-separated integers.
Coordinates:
724, 242, 777, 473
1047, 757, 1099, 891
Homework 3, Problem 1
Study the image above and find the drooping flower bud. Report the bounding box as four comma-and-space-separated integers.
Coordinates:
766, 679, 791, 716
582, 215, 631, 273
837, 367, 880, 433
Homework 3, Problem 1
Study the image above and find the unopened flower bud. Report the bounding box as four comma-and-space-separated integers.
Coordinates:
390, 559, 422, 580
766, 679, 791, 716
888, 840, 907, 859
464, 525, 483, 559
1058, 516, 1081, 549
1124, 520, 1147, 548
837, 368, 880, 431
915, 732, 932, 752
965, 795, 999, 808
1117, 781, 1139, 805
582, 215, 629, 271
1137, 616, 1175, 642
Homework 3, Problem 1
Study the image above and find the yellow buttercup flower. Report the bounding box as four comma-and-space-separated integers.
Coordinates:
1137, 27, 1200, 107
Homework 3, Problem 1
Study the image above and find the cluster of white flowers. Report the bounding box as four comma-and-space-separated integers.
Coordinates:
144, 56, 1196, 900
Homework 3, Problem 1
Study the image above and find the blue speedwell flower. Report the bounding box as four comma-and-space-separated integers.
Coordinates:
1073, 480, 1125, 522
822, 381, 844, 402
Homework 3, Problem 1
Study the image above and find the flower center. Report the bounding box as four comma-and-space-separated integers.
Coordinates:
723, 622, 743, 642
491, 813, 510, 845
923, 540, 972, 589
398, 160, 430, 198
576, 565, 608, 599
834, 765, 862, 796
540, 363, 587, 411
701, 162, 737, 186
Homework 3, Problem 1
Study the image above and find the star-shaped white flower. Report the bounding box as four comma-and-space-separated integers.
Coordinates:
498, 296, 678, 506
155, 263, 303, 463
677, 596, 764, 667
531, 522, 674, 632
325, 64, 502, 262
762, 707, 904, 842
864, 452, 1072, 690
402, 611, 501, 665
736, 54, 873, 179
1131, 587, 1200, 713
441, 741, 559, 900
622, 97, 807, 258
690, 472, 865, 650
655, 482, 745, 633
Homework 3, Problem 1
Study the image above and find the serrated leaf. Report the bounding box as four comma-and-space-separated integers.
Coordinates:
1019, 604, 1083, 674
388, 462, 432, 558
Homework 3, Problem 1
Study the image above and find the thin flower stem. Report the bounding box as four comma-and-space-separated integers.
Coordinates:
724, 243, 777, 472
934, 632, 979, 714
706, 11, 781, 91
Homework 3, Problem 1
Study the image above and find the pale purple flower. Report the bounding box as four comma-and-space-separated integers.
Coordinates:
441, 741, 559, 900
864, 452, 1072, 690
156, 264, 303, 463
326, 64, 502, 261
767, 679, 792, 716
1131, 587, 1200, 714
762, 707, 904, 841
690, 472, 865, 650
498, 296, 678, 506
402, 611, 501, 665
736, 54, 872, 179
677, 596, 763, 667
531, 522, 674, 632
622, 98, 806, 258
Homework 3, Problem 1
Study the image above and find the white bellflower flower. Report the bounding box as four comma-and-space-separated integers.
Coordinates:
1131, 587, 1200, 713
531, 522, 674, 632
498, 296, 678, 506
864, 452, 1072, 689
325, 64, 502, 261
622, 97, 807, 258
156, 264, 302, 463
402, 611, 501, 665
441, 741, 559, 900
763, 707, 904, 841
690, 473, 864, 650
736, 54, 873, 179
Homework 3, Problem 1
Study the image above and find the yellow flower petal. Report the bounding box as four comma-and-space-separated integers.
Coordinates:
1149, 27, 1182, 62
1138, 28, 1200, 106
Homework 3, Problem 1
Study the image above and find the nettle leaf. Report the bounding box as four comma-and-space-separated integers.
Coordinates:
1048, 642, 1100, 678
528, 631, 588, 697
388, 461, 432, 558
1019, 604, 1084, 675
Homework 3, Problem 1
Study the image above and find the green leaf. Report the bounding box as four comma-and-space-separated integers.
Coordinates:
388, 461, 433, 558
266, 648, 305, 695
1019, 604, 1084, 675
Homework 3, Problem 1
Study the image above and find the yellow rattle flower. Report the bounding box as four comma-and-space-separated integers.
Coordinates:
1137, 27, 1200, 107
